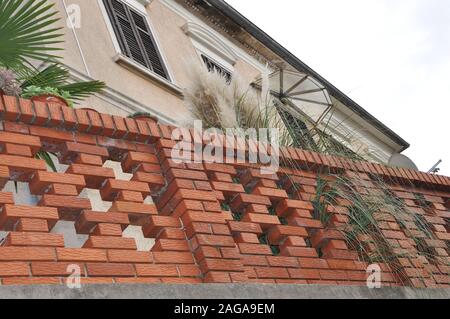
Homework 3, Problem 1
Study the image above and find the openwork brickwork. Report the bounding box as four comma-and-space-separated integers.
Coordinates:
0, 95, 448, 287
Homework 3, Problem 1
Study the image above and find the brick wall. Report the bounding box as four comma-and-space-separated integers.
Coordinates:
0, 95, 448, 287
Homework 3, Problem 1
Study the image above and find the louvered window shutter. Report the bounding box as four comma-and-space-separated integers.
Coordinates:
103, 0, 169, 79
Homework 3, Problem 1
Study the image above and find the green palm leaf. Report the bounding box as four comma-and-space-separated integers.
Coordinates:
20, 63, 68, 88
20, 64, 106, 102
0, 0, 64, 68
58, 80, 106, 101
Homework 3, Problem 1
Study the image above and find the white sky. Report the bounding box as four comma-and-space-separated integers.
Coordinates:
225, 0, 450, 176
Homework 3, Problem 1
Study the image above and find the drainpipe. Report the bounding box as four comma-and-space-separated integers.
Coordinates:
62, 0, 91, 77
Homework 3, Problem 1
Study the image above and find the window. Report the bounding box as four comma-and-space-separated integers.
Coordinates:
276, 105, 316, 149
201, 54, 232, 82
103, 0, 168, 79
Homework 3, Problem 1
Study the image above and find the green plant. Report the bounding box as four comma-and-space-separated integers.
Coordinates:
0, 0, 63, 69
20, 64, 106, 103
35, 150, 57, 172
21, 85, 73, 107
128, 111, 153, 119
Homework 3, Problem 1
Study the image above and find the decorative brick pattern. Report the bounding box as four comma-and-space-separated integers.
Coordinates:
0, 95, 448, 287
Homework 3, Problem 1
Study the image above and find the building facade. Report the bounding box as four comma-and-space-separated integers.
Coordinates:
50, 0, 409, 164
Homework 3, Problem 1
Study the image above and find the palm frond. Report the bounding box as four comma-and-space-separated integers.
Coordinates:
57, 80, 106, 101
20, 63, 69, 88
0, 0, 64, 68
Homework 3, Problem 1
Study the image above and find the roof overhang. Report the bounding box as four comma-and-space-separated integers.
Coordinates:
193, 0, 410, 152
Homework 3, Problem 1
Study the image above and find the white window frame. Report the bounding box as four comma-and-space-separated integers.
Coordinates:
97, 0, 182, 95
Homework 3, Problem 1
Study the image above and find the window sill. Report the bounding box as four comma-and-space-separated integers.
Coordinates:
113, 54, 184, 97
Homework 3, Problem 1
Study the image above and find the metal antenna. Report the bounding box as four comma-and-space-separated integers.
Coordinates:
427, 160, 442, 174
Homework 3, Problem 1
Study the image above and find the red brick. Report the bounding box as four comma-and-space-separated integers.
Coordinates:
268, 225, 308, 244
280, 247, 318, 258
18, 98, 35, 124
195, 234, 236, 248
48, 184, 79, 196
84, 236, 136, 250
276, 199, 314, 216
132, 172, 165, 190
135, 264, 178, 277
115, 190, 144, 202
142, 216, 181, 237
181, 211, 228, 226
47, 103, 64, 126
231, 194, 272, 211
4, 232, 64, 247
2, 96, 20, 121
75, 211, 129, 234
85, 110, 103, 134
0, 262, 30, 277
238, 243, 272, 255
241, 214, 280, 229
235, 233, 260, 244
298, 258, 329, 269
327, 259, 357, 270
0, 154, 47, 173
0, 247, 56, 261
31, 262, 85, 276
311, 229, 345, 248
93, 223, 123, 236
3, 143, 32, 157
124, 118, 139, 140
109, 201, 157, 225
178, 264, 201, 277
29, 171, 86, 194
228, 221, 263, 234
61, 141, 109, 161
253, 187, 288, 201
29, 125, 73, 143
292, 217, 324, 229
107, 250, 153, 263
0, 205, 58, 230
61, 105, 77, 130
152, 239, 190, 252
33, 101, 50, 125
2, 277, 61, 285
66, 164, 115, 189
211, 224, 231, 235
79, 277, 114, 284
255, 267, 289, 279
152, 252, 194, 264
3, 122, 29, 134
288, 268, 321, 279
56, 248, 107, 262
101, 179, 150, 201
211, 182, 245, 195
279, 236, 307, 249
319, 270, 349, 281
86, 263, 135, 277
199, 258, 244, 273
204, 271, 231, 283
16, 218, 49, 232
122, 151, 159, 173
267, 256, 299, 268
39, 195, 91, 217
74, 153, 104, 166
0, 192, 14, 204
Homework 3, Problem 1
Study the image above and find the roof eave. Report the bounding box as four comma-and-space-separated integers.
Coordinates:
206, 0, 410, 151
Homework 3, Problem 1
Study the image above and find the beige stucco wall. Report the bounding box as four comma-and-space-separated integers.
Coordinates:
51, 0, 263, 122
46, 0, 404, 163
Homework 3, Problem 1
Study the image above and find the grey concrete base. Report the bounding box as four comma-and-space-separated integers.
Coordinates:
0, 284, 448, 299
